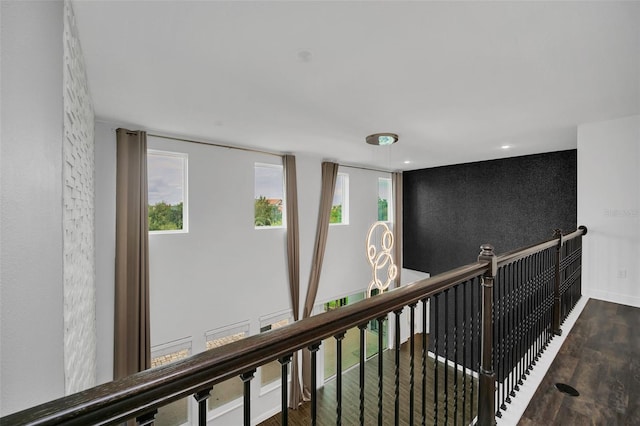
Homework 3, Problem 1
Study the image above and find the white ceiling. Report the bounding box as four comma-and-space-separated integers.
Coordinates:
73, 0, 640, 171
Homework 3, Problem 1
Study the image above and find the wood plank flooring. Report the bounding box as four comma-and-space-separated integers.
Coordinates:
259, 334, 478, 425
519, 299, 640, 425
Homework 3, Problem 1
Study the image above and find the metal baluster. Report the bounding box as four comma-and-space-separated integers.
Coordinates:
495, 268, 502, 419
193, 387, 212, 426
409, 303, 416, 426
434, 293, 439, 425
524, 256, 531, 380
279, 355, 292, 425
394, 309, 402, 426
453, 285, 459, 425
499, 266, 507, 411
421, 298, 428, 426
476, 276, 482, 419
309, 342, 321, 426
468, 283, 474, 421
378, 316, 385, 426
334, 332, 345, 425
514, 260, 520, 391
136, 410, 157, 426
444, 289, 449, 425
359, 324, 366, 426
240, 369, 256, 426
462, 282, 467, 426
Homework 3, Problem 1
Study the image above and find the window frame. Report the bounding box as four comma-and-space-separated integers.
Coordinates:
330, 172, 349, 226
204, 322, 250, 416
147, 149, 189, 235
254, 162, 286, 230
258, 310, 293, 393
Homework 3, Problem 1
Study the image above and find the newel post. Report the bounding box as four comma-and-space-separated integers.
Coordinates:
478, 244, 497, 426
552, 229, 563, 336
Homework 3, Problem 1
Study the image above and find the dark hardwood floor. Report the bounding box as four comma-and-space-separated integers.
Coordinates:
259, 334, 477, 425
519, 299, 640, 425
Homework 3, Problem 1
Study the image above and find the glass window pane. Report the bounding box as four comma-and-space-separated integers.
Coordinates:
330, 173, 349, 224
148, 150, 188, 233
260, 317, 290, 387
378, 177, 392, 222
151, 340, 191, 426
206, 326, 248, 412
255, 163, 285, 228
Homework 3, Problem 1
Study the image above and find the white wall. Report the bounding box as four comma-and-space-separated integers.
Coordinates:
93, 126, 393, 424
578, 115, 640, 307
94, 122, 116, 385
0, 0, 66, 415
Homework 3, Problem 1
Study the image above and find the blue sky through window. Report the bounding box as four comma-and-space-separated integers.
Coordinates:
148, 152, 185, 205
255, 164, 283, 199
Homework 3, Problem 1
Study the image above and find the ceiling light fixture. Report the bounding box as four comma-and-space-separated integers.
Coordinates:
366, 133, 398, 146
501, 145, 511, 149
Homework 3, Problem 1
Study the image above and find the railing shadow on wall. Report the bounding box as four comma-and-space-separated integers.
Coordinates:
0, 226, 587, 426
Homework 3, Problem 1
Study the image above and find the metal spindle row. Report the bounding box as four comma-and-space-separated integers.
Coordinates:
130, 233, 583, 426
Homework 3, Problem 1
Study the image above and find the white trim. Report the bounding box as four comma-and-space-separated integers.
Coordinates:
204, 320, 250, 343
150, 336, 192, 360
587, 289, 640, 308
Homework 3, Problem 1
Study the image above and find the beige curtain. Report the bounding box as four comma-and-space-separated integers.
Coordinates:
393, 172, 403, 288
114, 129, 151, 380
301, 161, 339, 398
284, 155, 303, 408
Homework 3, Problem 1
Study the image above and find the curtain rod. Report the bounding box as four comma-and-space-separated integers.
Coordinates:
147, 133, 282, 158
146, 133, 398, 173
339, 163, 398, 174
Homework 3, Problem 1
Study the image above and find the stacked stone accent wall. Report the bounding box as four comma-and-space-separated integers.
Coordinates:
62, 0, 96, 395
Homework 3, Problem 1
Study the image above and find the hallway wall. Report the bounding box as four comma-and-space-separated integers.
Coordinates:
578, 115, 640, 307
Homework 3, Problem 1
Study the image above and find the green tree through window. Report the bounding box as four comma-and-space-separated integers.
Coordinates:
149, 201, 183, 231
254, 196, 282, 226
330, 204, 342, 224
378, 197, 388, 221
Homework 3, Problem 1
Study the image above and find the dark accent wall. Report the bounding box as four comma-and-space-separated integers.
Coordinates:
403, 150, 577, 275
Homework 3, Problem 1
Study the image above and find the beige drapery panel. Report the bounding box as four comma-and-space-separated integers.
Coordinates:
392, 172, 403, 288
114, 129, 151, 381
301, 161, 339, 399
284, 155, 304, 408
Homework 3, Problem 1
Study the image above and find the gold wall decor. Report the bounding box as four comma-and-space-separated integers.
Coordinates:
366, 221, 398, 297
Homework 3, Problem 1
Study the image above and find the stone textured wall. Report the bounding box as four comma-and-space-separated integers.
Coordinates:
63, 0, 96, 395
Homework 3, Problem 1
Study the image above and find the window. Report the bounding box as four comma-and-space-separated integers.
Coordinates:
321, 292, 387, 381
148, 150, 188, 233
254, 163, 285, 228
378, 178, 392, 222
259, 311, 292, 389
330, 173, 349, 225
151, 338, 192, 426
205, 322, 249, 412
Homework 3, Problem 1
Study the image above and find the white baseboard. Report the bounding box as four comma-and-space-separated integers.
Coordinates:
586, 289, 640, 308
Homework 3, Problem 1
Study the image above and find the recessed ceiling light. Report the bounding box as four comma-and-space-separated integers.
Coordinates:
501, 145, 511, 149
403, 160, 411, 164
366, 133, 398, 146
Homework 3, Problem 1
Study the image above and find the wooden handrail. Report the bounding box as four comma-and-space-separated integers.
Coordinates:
1, 226, 587, 426
496, 226, 587, 268
1, 262, 487, 426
